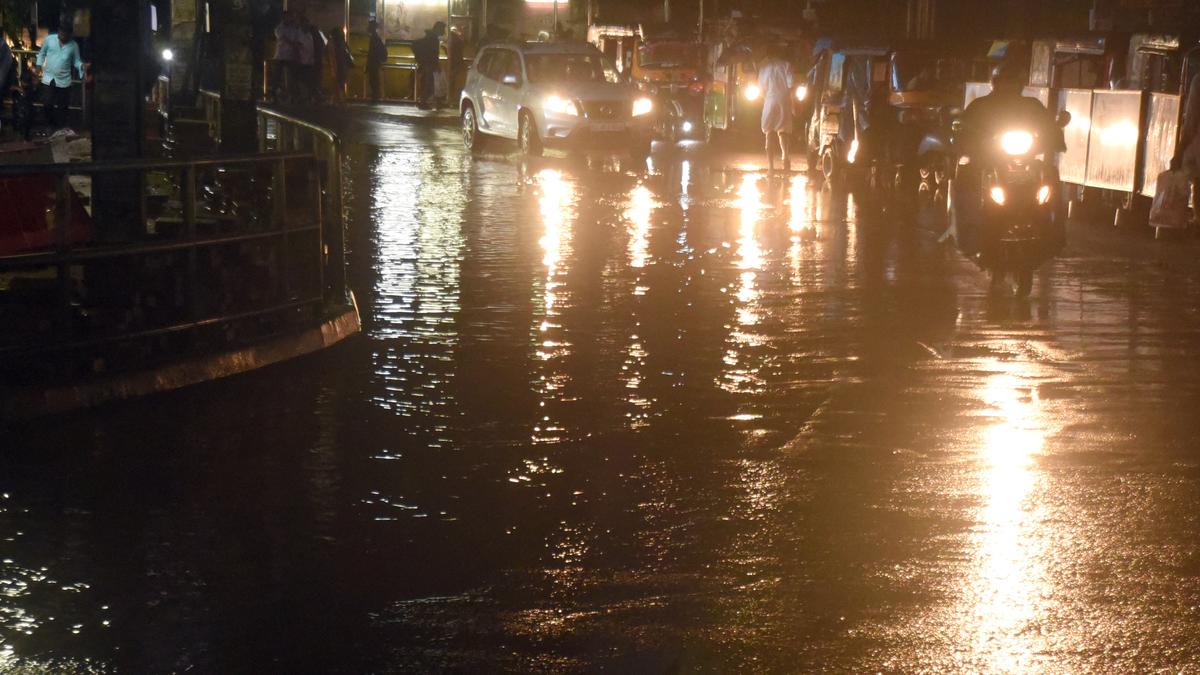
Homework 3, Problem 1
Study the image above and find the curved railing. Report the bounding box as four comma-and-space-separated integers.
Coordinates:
0, 112, 350, 382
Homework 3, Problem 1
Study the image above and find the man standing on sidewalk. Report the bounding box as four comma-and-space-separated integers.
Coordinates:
412, 21, 445, 110
446, 25, 465, 106
367, 20, 386, 103
35, 23, 84, 134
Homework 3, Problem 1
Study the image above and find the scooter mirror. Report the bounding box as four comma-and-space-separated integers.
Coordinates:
1056, 110, 1072, 128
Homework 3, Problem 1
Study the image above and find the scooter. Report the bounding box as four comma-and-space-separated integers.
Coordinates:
951, 111, 1071, 297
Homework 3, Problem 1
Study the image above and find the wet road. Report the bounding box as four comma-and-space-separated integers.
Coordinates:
5, 116, 1200, 672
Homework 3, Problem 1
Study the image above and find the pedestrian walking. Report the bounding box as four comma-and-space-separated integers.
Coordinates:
35, 23, 83, 134
756, 44, 794, 173
366, 20, 386, 102
328, 27, 355, 105
1171, 71, 1200, 225
273, 11, 303, 102
412, 21, 445, 110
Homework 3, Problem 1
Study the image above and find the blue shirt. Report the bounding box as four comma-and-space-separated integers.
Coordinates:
36, 34, 83, 88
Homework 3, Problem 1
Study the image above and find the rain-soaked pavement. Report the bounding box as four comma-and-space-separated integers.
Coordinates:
4, 113, 1200, 673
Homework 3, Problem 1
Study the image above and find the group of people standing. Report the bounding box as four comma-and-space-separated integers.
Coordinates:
367, 19, 464, 109
274, 10, 463, 109
272, 9, 353, 104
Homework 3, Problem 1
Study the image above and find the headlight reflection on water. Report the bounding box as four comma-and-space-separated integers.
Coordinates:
964, 363, 1052, 671
532, 169, 576, 444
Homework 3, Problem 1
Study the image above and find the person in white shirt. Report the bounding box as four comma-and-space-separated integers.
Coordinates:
756, 45, 795, 173
35, 23, 84, 131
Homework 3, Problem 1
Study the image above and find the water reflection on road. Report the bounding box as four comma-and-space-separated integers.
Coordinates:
3, 123, 1200, 672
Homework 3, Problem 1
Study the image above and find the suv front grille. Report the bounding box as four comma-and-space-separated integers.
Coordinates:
582, 101, 629, 120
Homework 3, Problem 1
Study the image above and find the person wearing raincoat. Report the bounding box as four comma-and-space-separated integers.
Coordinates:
757, 44, 794, 172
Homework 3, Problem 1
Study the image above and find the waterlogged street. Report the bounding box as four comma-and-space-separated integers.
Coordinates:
4, 115, 1200, 672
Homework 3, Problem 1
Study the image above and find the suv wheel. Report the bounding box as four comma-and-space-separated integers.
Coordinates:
519, 111, 543, 157
462, 104, 487, 152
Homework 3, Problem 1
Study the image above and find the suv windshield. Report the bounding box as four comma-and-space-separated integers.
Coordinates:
525, 54, 620, 84
638, 42, 702, 69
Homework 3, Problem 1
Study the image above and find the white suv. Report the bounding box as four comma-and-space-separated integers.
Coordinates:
460, 41, 655, 157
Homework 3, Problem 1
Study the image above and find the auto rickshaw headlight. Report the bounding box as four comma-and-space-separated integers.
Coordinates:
989, 186, 1007, 205
632, 97, 653, 117
795, 84, 808, 101
744, 84, 762, 101
1000, 130, 1034, 156
1036, 185, 1052, 205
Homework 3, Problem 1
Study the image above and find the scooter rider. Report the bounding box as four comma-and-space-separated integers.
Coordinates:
951, 60, 1065, 253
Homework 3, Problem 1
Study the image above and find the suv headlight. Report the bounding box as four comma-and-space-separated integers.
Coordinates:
632, 97, 653, 117
1000, 130, 1034, 156
545, 95, 579, 117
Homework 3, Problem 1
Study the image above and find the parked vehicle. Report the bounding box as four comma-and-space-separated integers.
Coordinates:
630, 34, 708, 142
459, 41, 655, 157
805, 42, 962, 196
952, 106, 1072, 297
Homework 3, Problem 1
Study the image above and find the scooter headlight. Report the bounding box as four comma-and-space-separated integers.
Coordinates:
632, 97, 653, 117
795, 84, 808, 101
989, 186, 1007, 205
1000, 130, 1034, 156
1036, 184, 1052, 205
545, 95, 579, 117
744, 84, 762, 101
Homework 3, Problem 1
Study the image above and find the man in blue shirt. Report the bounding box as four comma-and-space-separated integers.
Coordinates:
35, 23, 84, 132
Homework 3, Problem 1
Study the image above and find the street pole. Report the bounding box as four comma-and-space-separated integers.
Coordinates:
553, 0, 559, 33
697, 0, 703, 39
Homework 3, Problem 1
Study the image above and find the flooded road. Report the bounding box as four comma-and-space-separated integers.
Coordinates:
4, 117, 1200, 672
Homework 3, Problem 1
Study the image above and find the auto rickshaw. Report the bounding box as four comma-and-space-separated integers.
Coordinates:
702, 30, 811, 146
630, 30, 707, 142
805, 42, 964, 195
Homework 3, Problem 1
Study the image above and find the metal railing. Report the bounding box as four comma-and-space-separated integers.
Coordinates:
256, 105, 347, 302
0, 111, 348, 379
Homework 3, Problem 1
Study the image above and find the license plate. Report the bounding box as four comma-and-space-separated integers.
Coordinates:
590, 122, 626, 133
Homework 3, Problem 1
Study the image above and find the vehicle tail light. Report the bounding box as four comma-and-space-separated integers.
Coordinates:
688, 80, 706, 95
